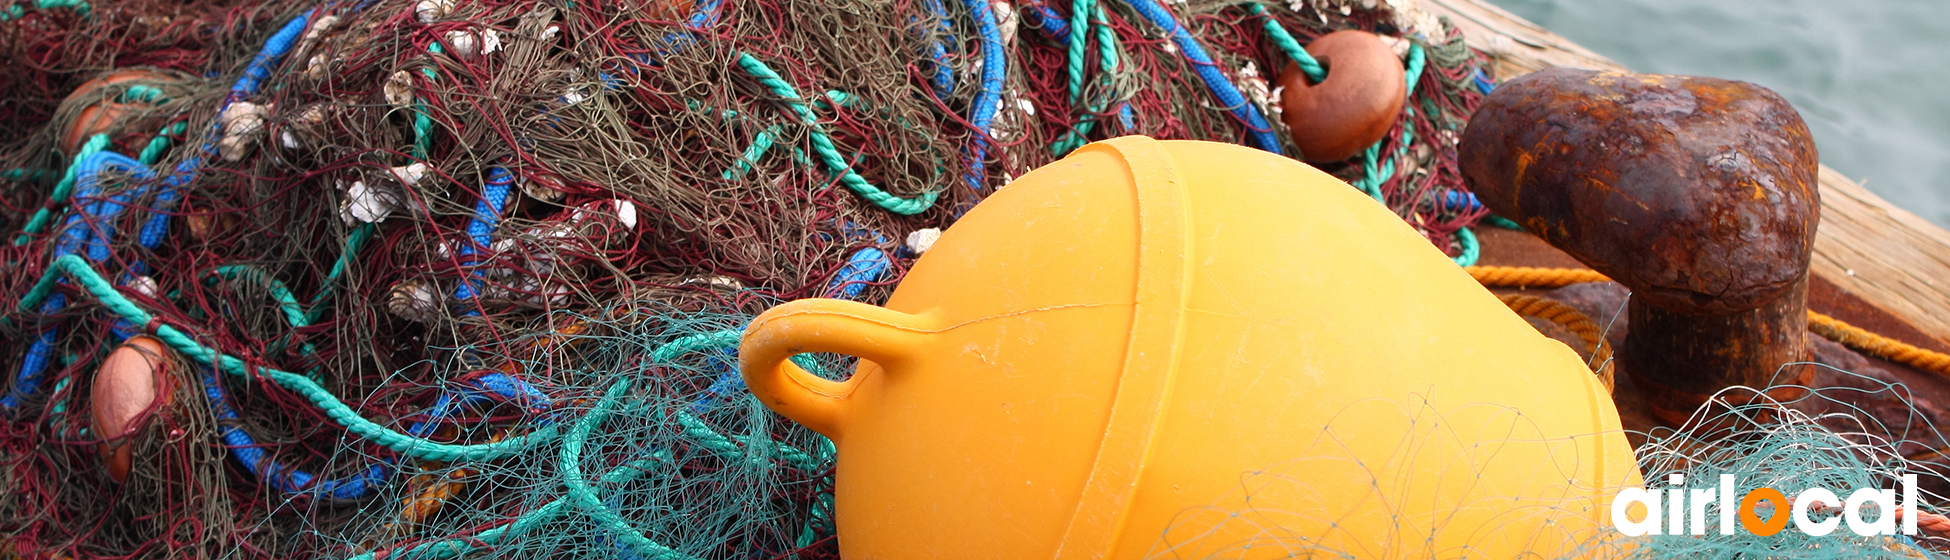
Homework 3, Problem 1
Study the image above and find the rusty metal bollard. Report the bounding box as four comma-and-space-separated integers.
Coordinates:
1458, 68, 1821, 424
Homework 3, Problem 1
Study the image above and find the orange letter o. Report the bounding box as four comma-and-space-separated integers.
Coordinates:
1740, 487, 1790, 536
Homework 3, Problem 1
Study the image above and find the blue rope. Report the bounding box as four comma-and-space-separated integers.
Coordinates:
5, 152, 155, 411
1118, 0, 1282, 154
454, 165, 516, 308
960, 0, 1007, 192
7, 9, 309, 411
1019, 0, 1071, 43
918, 0, 956, 99
826, 247, 891, 299
203, 370, 549, 500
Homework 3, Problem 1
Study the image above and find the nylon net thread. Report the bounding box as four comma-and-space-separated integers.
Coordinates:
0, 0, 1815, 558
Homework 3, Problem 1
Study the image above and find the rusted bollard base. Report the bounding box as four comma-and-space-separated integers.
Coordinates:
1623, 277, 1811, 425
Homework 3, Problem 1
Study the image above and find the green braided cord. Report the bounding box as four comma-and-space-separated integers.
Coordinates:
1248, 4, 1325, 83
735, 52, 936, 215
307, 221, 377, 324
33, 0, 86, 17
1452, 226, 1479, 266
138, 121, 188, 165
1054, 1, 1125, 156
2, 168, 54, 182
24, 255, 564, 462
1, 0, 89, 20
1404, 42, 1426, 95
648, 329, 743, 363
647, 327, 830, 471
1066, 0, 1092, 106
675, 410, 746, 459
725, 91, 890, 180
207, 265, 306, 327
120, 85, 166, 104
15, 133, 111, 245
411, 60, 440, 159
346, 457, 665, 560
1483, 214, 1523, 231
562, 379, 698, 560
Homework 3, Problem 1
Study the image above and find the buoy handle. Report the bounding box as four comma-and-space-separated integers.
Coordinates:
739, 298, 936, 439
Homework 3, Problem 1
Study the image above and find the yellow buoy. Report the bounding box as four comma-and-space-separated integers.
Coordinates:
740, 136, 1639, 559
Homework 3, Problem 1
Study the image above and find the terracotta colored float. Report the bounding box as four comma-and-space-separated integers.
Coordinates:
91, 336, 173, 483
1278, 30, 1406, 163
57, 68, 174, 155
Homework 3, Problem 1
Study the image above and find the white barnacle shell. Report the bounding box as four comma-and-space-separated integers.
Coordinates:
905, 228, 942, 254
217, 102, 269, 162
384, 70, 415, 108
339, 178, 402, 224
414, 0, 452, 23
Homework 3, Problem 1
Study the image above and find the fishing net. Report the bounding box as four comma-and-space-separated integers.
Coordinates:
5, 0, 1943, 557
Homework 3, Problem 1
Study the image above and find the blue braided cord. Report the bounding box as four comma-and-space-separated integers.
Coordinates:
1019, 0, 1071, 43
205, 370, 390, 501
1, 310, 60, 409
71, 153, 160, 262
1472, 66, 1495, 94
404, 373, 553, 437
1440, 190, 1482, 213
5, 152, 153, 412
960, 0, 1006, 192
453, 166, 516, 306
826, 247, 890, 299
919, 0, 955, 99
160, 9, 311, 185
206, 369, 549, 500
1119, 0, 1283, 154
231, 11, 311, 95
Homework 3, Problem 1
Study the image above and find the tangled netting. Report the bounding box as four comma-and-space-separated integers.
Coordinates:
0, 0, 1681, 556
1594, 373, 1950, 558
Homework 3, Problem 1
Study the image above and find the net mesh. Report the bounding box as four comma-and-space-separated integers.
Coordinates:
4, 0, 1941, 557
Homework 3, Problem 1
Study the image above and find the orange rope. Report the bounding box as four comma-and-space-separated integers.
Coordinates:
1468, 265, 1950, 379
1499, 294, 1615, 392
1809, 311, 1950, 377
1464, 266, 1610, 289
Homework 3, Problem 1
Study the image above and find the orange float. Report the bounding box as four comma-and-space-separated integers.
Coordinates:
740, 136, 1640, 558
1278, 30, 1407, 163
56, 68, 175, 155
91, 336, 172, 483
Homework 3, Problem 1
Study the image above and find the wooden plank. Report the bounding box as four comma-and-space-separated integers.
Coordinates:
1421, 0, 1950, 342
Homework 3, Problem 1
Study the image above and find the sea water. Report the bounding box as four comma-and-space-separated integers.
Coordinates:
1485, 0, 1950, 227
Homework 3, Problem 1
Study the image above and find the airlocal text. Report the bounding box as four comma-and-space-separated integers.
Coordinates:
1611, 474, 1918, 537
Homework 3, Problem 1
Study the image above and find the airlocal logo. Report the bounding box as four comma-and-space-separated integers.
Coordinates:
1612, 473, 1920, 537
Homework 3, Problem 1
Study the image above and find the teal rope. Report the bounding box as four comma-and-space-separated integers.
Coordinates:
23, 254, 565, 462
735, 52, 936, 215
1247, 4, 1325, 83
0, 0, 89, 20
1452, 226, 1479, 267
205, 265, 307, 327
648, 329, 743, 362
1484, 214, 1523, 231
2, 168, 54, 182
345, 456, 666, 560
1051, 0, 1125, 156
138, 121, 188, 165
14, 134, 111, 245
344, 323, 824, 560
561, 379, 696, 560
308, 221, 377, 323
721, 91, 863, 181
